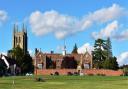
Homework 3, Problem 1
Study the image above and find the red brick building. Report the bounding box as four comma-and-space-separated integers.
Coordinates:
33, 49, 123, 76
33, 49, 92, 70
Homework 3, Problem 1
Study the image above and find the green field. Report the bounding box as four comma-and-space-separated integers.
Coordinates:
0, 75, 128, 89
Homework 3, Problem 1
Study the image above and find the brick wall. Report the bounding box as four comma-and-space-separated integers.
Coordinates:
35, 69, 123, 76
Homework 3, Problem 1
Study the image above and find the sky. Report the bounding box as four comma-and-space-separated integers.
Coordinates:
0, 0, 128, 66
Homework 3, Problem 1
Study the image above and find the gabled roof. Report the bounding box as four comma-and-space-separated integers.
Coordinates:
0, 55, 16, 66
35, 50, 92, 61
4, 56, 16, 65
0, 58, 7, 67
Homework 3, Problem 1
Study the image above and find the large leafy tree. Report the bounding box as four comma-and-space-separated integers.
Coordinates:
61, 56, 77, 69
46, 56, 54, 69
9, 46, 34, 75
21, 53, 34, 74
72, 43, 78, 54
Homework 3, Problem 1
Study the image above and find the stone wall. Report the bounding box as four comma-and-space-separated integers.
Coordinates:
35, 69, 123, 76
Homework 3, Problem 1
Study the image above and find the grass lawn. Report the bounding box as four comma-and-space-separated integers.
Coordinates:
0, 75, 128, 89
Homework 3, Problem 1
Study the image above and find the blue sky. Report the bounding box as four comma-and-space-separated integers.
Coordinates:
0, 0, 128, 65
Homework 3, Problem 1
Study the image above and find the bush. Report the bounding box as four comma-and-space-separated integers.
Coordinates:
74, 72, 79, 76
67, 72, 73, 76
96, 73, 106, 76
101, 74, 106, 76
35, 77, 45, 82
50, 73, 53, 75
54, 71, 59, 76
88, 73, 94, 76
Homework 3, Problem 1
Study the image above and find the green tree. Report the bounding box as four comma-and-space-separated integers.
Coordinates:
120, 65, 128, 76
72, 43, 78, 54
46, 56, 53, 69
9, 46, 34, 75
103, 38, 118, 70
21, 53, 34, 74
106, 37, 112, 58
9, 46, 24, 67
61, 56, 77, 69
111, 57, 119, 70
92, 38, 119, 70
103, 57, 119, 70
92, 39, 106, 68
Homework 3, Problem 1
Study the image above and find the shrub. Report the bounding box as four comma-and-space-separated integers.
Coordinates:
67, 72, 73, 76
50, 73, 53, 75
88, 73, 94, 76
54, 71, 59, 76
74, 72, 79, 76
35, 77, 45, 82
96, 73, 106, 76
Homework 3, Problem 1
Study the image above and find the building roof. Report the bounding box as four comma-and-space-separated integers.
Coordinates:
0, 54, 16, 66
35, 51, 92, 62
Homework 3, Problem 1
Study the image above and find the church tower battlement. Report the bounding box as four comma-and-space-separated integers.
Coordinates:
12, 24, 28, 54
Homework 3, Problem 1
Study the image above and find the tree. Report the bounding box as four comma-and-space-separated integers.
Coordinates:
61, 56, 77, 69
111, 57, 119, 70
72, 43, 78, 54
46, 56, 53, 69
92, 38, 106, 68
102, 38, 118, 70
106, 37, 112, 58
120, 65, 128, 76
9, 46, 24, 68
103, 57, 118, 70
9, 46, 34, 75
92, 38, 119, 70
21, 53, 34, 74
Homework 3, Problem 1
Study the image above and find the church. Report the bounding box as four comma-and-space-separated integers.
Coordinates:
8, 24, 93, 75
12, 24, 28, 54
6, 24, 28, 75
8, 24, 28, 57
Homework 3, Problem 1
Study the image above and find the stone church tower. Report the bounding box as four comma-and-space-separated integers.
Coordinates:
12, 24, 28, 54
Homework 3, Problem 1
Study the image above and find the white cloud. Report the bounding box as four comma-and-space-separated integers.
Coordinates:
113, 29, 128, 40
0, 10, 8, 25
92, 21, 118, 39
78, 43, 94, 54
85, 4, 125, 23
117, 52, 128, 66
29, 10, 80, 39
29, 4, 125, 39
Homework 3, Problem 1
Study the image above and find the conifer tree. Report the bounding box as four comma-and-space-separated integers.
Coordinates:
92, 38, 106, 68
106, 37, 112, 58
72, 43, 78, 54
92, 38, 119, 70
